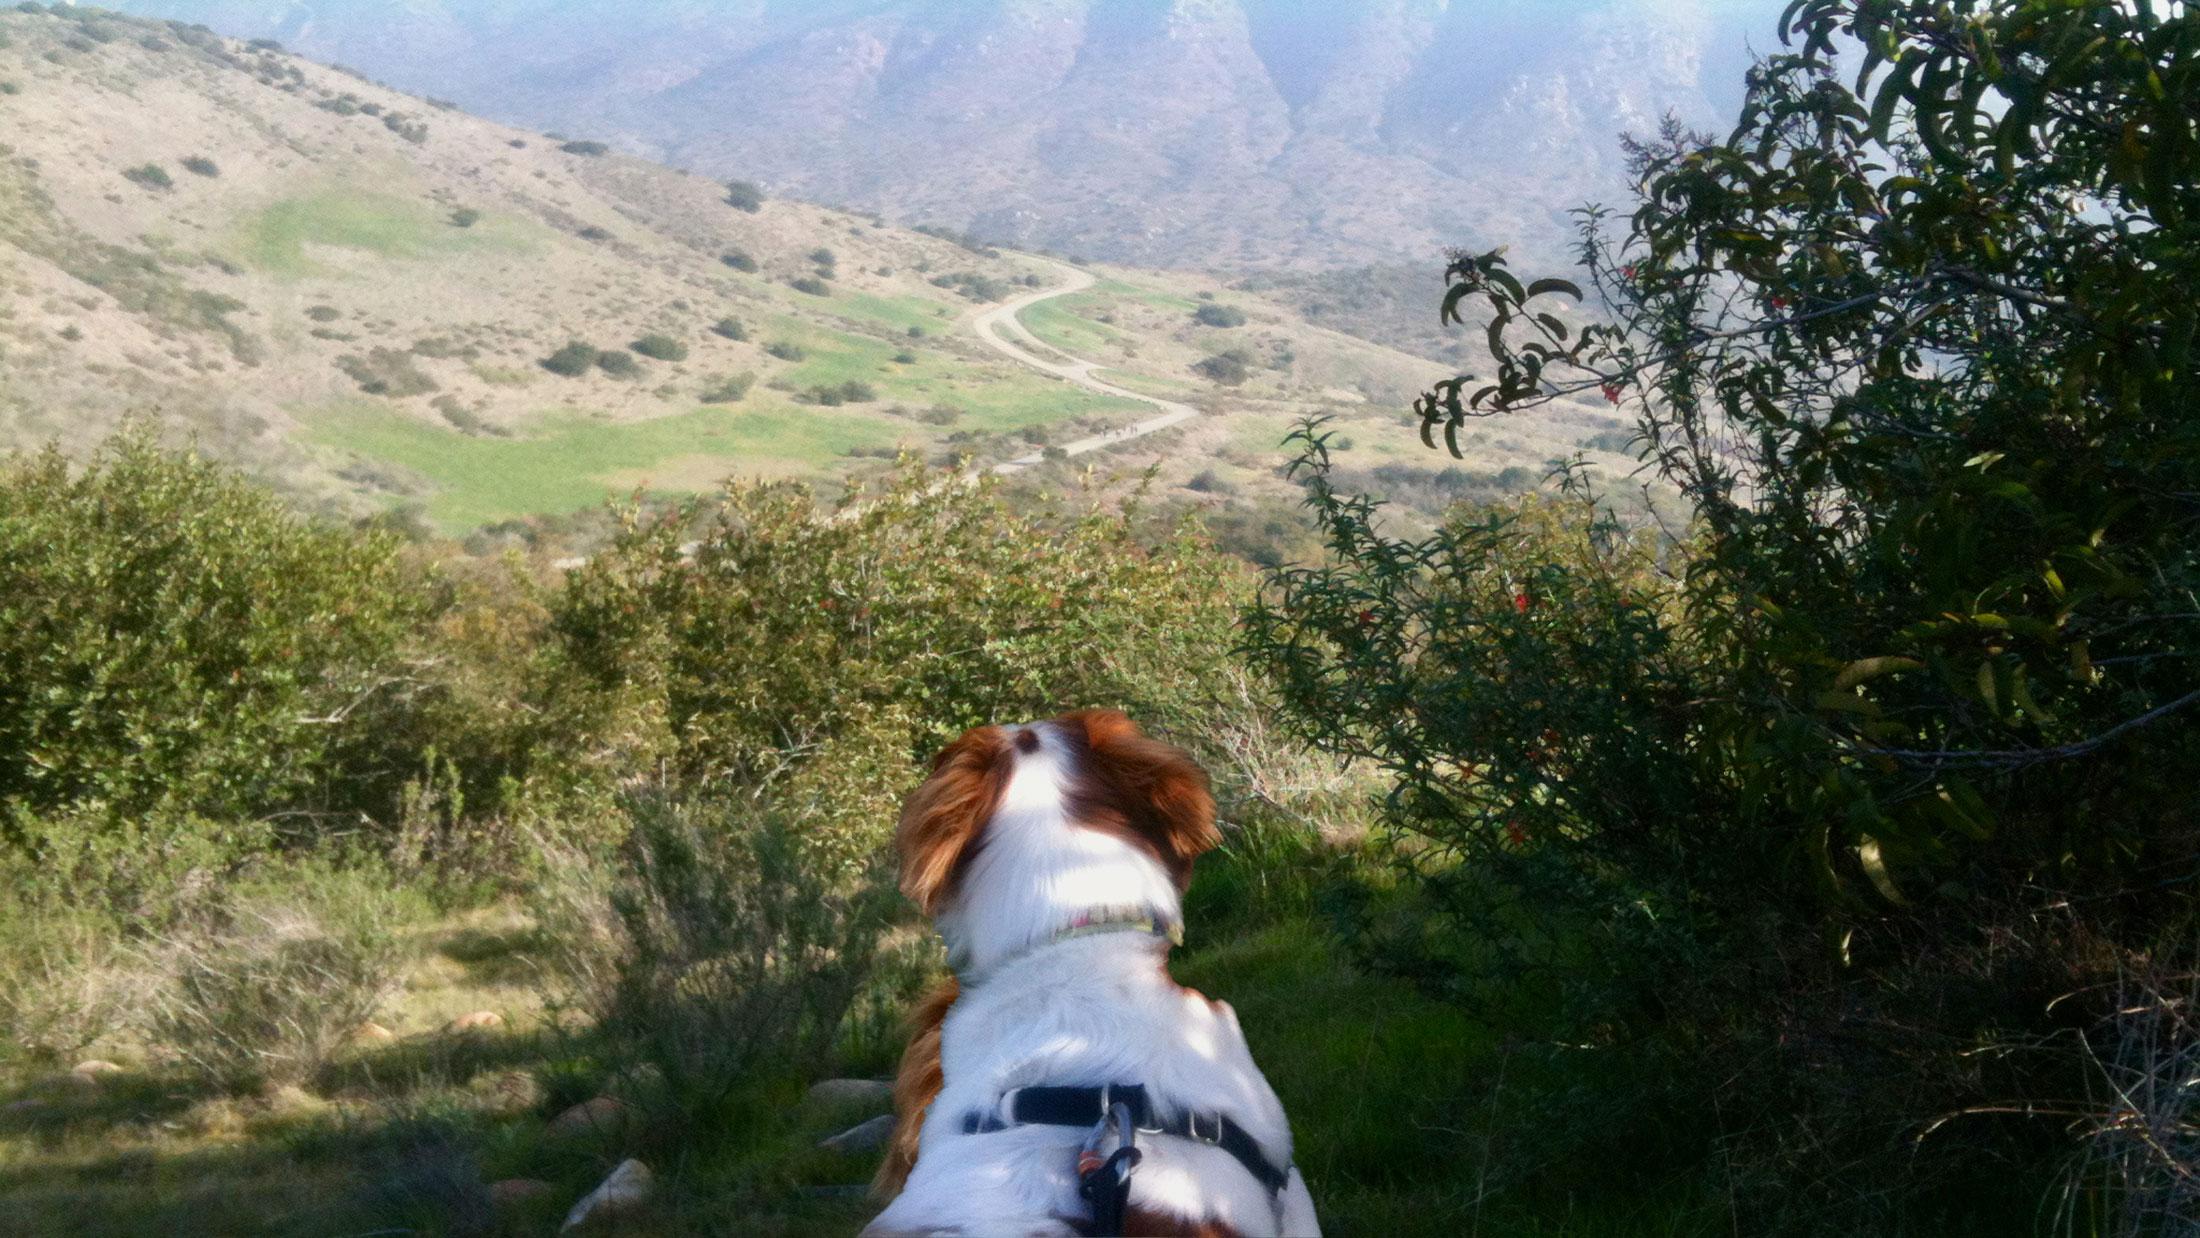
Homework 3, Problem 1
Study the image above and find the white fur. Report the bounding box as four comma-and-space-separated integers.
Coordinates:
864, 722, 1321, 1237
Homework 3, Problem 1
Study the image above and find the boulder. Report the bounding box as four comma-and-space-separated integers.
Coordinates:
447, 1010, 504, 1033
560, 1158, 653, 1232
488, 1177, 557, 1209
355, 1020, 398, 1044
70, 1059, 124, 1081
819, 1113, 896, 1153
806, 1077, 893, 1111
548, 1095, 629, 1140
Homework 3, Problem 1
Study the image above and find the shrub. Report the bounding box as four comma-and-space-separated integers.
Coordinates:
558, 139, 609, 156
306, 304, 342, 323
893, 350, 917, 364
723, 180, 764, 213
699, 372, 754, 404
1192, 350, 1250, 386
146, 865, 414, 1090
1193, 303, 1246, 328
931, 271, 1010, 302
547, 466, 1241, 788
247, 37, 282, 52
448, 207, 480, 228
802, 380, 876, 407
0, 82, 16, 96
122, 163, 172, 191
538, 787, 902, 1128
541, 342, 599, 376
338, 347, 438, 397
180, 155, 218, 178
0, 432, 421, 846
631, 333, 688, 362
595, 349, 638, 378
808, 247, 836, 268
789, 276, 829, 297
719, 250, 757, 273
763, 340, 807, 362
576, 225, 612, 242
709, 317, 747, 342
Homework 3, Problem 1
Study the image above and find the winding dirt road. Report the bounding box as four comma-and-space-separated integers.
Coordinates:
967, 257, 1200, 474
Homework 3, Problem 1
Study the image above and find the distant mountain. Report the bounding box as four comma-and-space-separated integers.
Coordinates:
100, 0, 1786, 271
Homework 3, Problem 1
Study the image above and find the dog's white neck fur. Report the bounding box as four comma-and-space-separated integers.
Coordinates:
932, 722, 1182, 984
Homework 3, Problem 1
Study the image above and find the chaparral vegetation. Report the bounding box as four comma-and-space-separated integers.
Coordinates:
0, 3, 2194, 1237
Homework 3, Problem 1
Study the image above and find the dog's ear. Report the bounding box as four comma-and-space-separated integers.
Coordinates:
1061, 709, 1219, 889
897, 726, 1011, 914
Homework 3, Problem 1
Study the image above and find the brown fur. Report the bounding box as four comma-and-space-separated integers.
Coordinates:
871, 975, 959, 1198
873, 712, 1222, 1211
1058, 709, 1221, 889
1118, 1207, 1246, 1237
895, 725, 1012, 913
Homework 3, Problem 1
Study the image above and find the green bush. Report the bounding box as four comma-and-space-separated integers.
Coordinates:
558, 139, 609, 156
1255, 0, 2200, 1226
808, 247, 836, 268
0, 433, 421, 854
180, 155, 218, 178
338, 347, 438, 397
803, 380, 876, 406
122, 163, 172, 191
595, 349, 639, 378
546, 467, 1240, 790
1193, 303, 1246, 328
788, 276, 829, 297
630, 333, 687, 362
699, 372, 754, 405
1192, 350, 1250, 386
540, 786, 901, 1130
723, 180, 764, 213
540, 341, 599, 376
709, 317, 747, 341
719, 250, 757, 273
763, 340, 806, 362
145, 863, 417, 1090
448, 207, 480, 228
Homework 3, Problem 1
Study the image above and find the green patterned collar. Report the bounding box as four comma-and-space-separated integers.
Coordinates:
953, 905, 1182, 985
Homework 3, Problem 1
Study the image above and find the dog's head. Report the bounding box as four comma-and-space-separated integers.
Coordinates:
895, 709, 1220, 921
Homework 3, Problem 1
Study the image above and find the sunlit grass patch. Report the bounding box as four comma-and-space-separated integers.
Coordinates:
232, 187, 540, 277
304, 400, 905, 530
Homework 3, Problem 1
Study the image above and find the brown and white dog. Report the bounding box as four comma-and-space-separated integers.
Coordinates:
862, 710, 1320, 1238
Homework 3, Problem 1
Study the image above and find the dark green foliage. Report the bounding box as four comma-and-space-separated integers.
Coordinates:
1255, 0, 2200, 1226
1192, 349, 1250, 386
723, 180, 763, 213
305, 304, 342, 323
0, 82, 17, 96
802, 380, 876, 407
338, 348, 438, 397
558, 139, 608, 157
699, 372, 754, 404
576, 225, 612, 242
0, 433, 420, 848
179, 155, 218, 178
763, 340, 806, 362
594, 349, 638, 378
246, 37, 281, 52
1193, 303, 1246, 328
709, 317, 747, 342
121, 163, 172, 191
892, 350, 917, 365
447, 207, 480, 228
540, 342, 599, 377
788, 276, 829, 297
381, 113, 428, 144
719, 250, 756, 273
911, 222, 999, 258
930, 271, 1009, 302
630, 333, 687, 362
808, 247, 835, 268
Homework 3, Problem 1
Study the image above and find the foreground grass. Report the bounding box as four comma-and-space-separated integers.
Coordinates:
0, 834, 1741, 1237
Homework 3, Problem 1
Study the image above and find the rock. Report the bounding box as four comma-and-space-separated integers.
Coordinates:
355, 1020, 398, 1044
488, 1177, 557, 1210
447, 1010, 504, 1033
805, 1077, 893, 1111
70, 1059, 124, 1081
819, 1113, 896, 1153
469, 1069, 547, 1115
561, 1158, 653, 1232
258, 1083, 329, 1116
548, 1095, 629, 1140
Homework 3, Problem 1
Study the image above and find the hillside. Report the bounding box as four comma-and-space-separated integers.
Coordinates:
0, 4, 1632, 541
99, 0, 1780, 271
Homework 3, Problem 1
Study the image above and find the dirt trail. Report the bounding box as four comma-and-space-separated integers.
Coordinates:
966, 258, 1200, 474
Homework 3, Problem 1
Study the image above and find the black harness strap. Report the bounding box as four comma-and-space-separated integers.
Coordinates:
959, 1082, 1293, 1197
